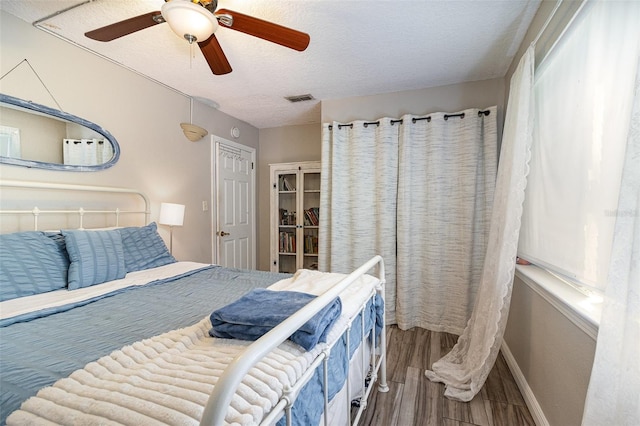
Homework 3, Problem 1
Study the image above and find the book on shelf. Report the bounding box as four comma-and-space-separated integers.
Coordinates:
279, 231, 296, 253
279, 208, 296, 226
279, 175, 295, 191
304, 234, 318, 254
303, 207, 320, 226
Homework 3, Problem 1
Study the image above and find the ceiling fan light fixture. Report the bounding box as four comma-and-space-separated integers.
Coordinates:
161, 0, 219, 43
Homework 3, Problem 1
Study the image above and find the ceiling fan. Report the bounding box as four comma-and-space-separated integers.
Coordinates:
84, 0, 310, 75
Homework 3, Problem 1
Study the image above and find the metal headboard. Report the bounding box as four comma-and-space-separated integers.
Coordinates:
0, 180, 150, 231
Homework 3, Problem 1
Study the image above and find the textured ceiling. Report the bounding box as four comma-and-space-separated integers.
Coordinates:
0, 0, 540, 129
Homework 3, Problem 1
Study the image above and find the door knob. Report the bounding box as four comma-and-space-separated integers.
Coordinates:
217, 231, 230, 237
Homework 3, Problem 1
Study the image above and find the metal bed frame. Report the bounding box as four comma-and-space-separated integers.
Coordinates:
0, 179, 150, 230
0, 179, 388, 425
203, 254, 389, 426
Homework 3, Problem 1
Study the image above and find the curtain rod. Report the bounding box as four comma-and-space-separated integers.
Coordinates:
328, 110, 491, 130
531, 0, 594, 69
531, 0, 563, 48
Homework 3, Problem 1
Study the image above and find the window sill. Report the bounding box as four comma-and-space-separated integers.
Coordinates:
514, 264, 600, 340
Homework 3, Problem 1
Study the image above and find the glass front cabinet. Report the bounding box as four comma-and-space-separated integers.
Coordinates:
270, 161, 321, 273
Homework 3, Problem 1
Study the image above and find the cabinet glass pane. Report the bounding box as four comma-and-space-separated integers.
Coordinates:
278, 230, 296, 253
303, 231, 318, 270
303, 228, 318, 255
303, 257, 319, 270
278, 173, 297, 229
303, 172, 320, 191
302, 172, 320, 229
278, 173, 297, 191
278, 254, 297, 274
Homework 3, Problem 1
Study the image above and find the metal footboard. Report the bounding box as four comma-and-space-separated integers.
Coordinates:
201, 255, 389, 426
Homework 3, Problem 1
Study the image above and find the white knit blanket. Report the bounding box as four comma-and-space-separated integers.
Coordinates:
6, 270, 379, 425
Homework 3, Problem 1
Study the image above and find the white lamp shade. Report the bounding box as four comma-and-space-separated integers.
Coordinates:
159, 202, 185, 227
161, 0, 219, 42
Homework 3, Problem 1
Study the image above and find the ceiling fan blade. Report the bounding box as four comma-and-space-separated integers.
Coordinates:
85, 12, 163, 42
215, 9, 310, 51
198, 34, 233, 75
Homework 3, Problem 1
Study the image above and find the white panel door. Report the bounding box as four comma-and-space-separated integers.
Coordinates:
214, 138, 255, 269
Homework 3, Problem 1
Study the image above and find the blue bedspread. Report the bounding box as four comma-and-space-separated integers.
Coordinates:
210, 288, 342, 350
0, 265, 286, 425
0, 265, 384, 426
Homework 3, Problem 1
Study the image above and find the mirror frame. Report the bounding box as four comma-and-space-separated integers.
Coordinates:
0, 93, 120, 171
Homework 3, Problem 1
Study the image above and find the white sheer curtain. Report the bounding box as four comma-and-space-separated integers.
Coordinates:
426, 46, 534, 401
518, 1, 640, 290
319, 119, 399, 323
396, 109, 497, 333
582, 55, 640, 426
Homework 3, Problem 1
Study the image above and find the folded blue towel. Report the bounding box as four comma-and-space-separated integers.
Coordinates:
209, 288, 342, 351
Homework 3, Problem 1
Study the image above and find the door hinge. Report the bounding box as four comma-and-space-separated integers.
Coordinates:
251, 162, 254, 170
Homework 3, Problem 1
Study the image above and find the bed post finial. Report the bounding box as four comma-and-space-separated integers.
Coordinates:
32, 207, 40, 231
78, 207, 85, 230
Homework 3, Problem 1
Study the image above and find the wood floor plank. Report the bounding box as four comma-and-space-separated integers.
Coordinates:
443, 419, 481, 426
468, 392, 491, 426
484, 400, 536, 426
416, 367, 444, 426
385, 325, 405, 382
358, 380, 403, 425
429, 330, 442, 367
494, 353, 527, 407
409, 326, 431, 370
397, 366, 420, 425
443, 392, 491, 426
398, 366, 443, 426
360, 327, 535, 426
480, 362, 508, 404
442, 332, 458, 352
391, 327, 417, 382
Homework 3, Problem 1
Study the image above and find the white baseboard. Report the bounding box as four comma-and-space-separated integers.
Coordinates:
501, 341, 549, 426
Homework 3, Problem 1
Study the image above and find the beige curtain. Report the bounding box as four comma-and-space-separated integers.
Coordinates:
320, 109, 497, 329
319, 119, 399, 324
395, 108, 497, 334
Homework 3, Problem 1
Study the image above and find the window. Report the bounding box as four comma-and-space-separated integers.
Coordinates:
518, 1, 640, 292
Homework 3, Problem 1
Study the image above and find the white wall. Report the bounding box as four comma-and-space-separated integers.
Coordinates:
0, 11, 259, 263
321, 78, 506, 140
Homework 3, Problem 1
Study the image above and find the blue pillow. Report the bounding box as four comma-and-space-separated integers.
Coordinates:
0, 231, 70, 301
117, 222, 176, 273
61, 229, 126, 290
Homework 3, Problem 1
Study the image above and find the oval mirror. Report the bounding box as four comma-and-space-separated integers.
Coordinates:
0, 93, 120, 171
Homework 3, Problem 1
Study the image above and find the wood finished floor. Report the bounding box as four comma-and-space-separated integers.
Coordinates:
357, 325, 536, 426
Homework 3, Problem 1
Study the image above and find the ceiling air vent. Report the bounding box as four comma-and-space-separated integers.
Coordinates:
285, 94, 315, 103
